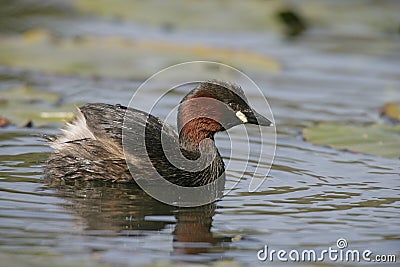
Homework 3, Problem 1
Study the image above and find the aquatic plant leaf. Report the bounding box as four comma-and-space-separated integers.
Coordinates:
73, 0, 400, 41
302, 122, 400, 158
74, 0, 280, 32
0, 86, 75, 126
0, 29, 280, 80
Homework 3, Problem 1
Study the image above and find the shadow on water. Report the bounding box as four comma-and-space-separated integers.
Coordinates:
45, 180, 231, 259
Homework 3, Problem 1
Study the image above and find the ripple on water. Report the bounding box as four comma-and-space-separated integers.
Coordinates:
1, 18, 400, 265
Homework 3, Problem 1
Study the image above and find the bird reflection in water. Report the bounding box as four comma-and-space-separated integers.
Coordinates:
46, 180, 231, 257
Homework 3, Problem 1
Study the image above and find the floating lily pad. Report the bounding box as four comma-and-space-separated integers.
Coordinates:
0, 29, 280, 79
73, 0, 400, 37
380, 102, 400, 123
0, 85, 75, 126
74, 0, 280, 32
302, 122, 400, 158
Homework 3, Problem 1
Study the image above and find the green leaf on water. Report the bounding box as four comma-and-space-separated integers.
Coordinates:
0, 29, 280, 80
302, 122, 400, 159
74, 0, 281, 32
0, 85, 75, 126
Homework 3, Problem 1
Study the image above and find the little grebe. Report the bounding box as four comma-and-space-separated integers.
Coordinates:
45, 80, 272, 187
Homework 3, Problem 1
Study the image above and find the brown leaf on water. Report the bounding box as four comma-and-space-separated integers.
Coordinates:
0, 116, 11, 127
380, 102, 400, 123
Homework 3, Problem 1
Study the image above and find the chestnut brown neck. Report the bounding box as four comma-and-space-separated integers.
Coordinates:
179, 118, 222, 153
177, 94, 226, 153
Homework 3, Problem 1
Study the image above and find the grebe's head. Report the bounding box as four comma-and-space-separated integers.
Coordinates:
177, 80, 272, 147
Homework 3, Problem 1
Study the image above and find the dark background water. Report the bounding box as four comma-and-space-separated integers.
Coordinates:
0, 1, 399, 266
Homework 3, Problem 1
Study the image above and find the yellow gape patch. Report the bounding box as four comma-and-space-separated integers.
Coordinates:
235, 111, 248, 123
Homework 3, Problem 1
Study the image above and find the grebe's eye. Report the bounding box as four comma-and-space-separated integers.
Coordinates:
228, 102, 239, 110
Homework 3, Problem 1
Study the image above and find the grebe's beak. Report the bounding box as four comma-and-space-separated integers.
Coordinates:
240, 109, 273, 126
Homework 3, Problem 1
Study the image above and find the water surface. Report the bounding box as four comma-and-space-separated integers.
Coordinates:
0, 1, 399, 266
